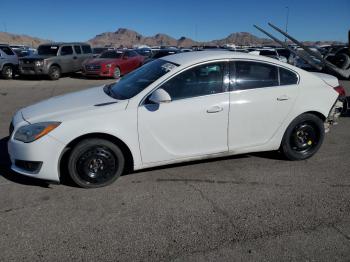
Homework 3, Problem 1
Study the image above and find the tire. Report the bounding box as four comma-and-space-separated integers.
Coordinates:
280, 113, 325, 161
1, 65, 13, 79
48, 65, 61, 80
113, 67, 121, 79
68, 138, 125, 188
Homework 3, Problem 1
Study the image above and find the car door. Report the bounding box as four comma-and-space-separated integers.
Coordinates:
138, 61, 230, 164
228, 60, 299, 150
59, 45, 75, 73
73, 45, 84, 71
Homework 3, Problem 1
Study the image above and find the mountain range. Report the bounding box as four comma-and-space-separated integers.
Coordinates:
0, 28, 344, 48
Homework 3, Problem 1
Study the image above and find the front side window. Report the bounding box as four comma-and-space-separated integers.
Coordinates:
233, 61, 279, 90
160, 62, 225, 101
60, 46, 73, 56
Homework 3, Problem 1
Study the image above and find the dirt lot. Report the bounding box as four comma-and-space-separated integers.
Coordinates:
0, 75, 349, 261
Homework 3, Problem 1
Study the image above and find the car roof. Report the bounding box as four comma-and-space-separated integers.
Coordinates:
39, 42, 90, 46
163, 51, 285, 67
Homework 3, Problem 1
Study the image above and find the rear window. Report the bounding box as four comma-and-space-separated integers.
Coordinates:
234, 61, 279, 90
279, 68, 298, 85
0, 46, 15, 55
82, 45, 92, 54
259, 50, 277, 56
74, 45, 82, 54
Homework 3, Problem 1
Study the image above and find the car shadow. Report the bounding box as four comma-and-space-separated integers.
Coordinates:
0, 137, 51, 188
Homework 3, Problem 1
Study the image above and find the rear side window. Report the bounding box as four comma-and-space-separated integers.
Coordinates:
234, 61, 279, 90
61, 46, 73, 56
82, 45, 92, 54
0, 46, 15, 55
74, 45, 82, 54
279, 67, 298, 85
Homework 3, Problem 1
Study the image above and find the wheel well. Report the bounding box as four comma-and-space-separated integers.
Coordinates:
59, 133, 134, 181
50, 64, 61, 70
303, 111, 326, 121
2, 63, 13, 69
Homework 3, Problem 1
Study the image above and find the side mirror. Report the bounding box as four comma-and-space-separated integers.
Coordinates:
149, 88, 171, 104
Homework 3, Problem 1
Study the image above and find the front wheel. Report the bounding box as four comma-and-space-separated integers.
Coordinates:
68, 139, 125, 188
280, 113, 325, 160
113, 67, 121, 79
48, 66, 61, 80
1, 65, 13, 79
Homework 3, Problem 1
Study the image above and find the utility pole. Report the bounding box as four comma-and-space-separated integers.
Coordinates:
285, 6, 289, 42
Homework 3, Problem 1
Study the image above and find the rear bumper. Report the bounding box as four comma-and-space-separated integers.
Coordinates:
324, 99, 343, 132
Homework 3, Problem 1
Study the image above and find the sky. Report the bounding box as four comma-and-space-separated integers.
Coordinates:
2, 0, 349, 43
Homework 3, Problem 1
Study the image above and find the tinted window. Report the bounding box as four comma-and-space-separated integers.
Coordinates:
161, 62, 225, 101
0, 46, 15, 55
124, 51, 137, 57
100, 51, 123, 59
38, 45, 59, 56
74, 45, 82, 54
82, 45, 92, 54
279, 67, 298, 85
110, 59, 177, 100
259, 50, 277, 56
61, 46, 73, 56
234, 61, 278, 90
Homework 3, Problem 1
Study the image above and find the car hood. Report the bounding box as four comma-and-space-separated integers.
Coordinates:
20, 54, 54, 61
21, 85, 127, 123
85, 58, 120, 65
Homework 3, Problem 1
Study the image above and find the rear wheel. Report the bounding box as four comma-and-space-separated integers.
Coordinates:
68, 139, 125, 188
280, 114, 325, 160
48, 65, 61, 80
1, 65, 13, 79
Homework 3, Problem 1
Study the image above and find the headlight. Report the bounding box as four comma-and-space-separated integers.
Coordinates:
14, 122, 61, 143
35, 60, 44, 67
106, 63, 112, 68
19, 60, 24, 64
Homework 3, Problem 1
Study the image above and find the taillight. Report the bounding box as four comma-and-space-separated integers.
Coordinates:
334, 85, 346, 97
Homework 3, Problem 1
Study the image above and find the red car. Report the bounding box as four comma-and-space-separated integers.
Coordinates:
83, 50, 144, 79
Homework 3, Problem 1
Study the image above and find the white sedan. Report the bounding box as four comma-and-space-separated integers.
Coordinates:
8, 51, 342, 188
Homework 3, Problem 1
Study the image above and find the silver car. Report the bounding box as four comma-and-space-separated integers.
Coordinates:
19, 42, 93, 80
0, 44, 19, 79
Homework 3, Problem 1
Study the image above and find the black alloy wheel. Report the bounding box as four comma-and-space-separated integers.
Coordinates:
68, 139, 125, 188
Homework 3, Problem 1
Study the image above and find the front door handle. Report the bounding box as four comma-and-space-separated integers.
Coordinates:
73, 56, 77, 60
207, 105, 223, 113
277, 95, 290, 101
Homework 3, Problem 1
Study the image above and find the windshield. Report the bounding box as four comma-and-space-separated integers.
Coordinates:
100, 51, 123, 59
109, 59, 178, 100
38, 45, 59, 56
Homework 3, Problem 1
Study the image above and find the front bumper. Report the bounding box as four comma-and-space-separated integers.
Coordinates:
83, 67, 113, 77
7, 135, 65, 182
19, 65, 48, 75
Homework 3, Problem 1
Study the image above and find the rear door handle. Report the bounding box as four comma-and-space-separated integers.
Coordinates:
207, 105, 223, 113
277, 95, 290, 101
73, 56, 77, 60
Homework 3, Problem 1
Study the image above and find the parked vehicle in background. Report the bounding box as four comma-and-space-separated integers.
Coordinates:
289, 47, 323, 71
19, 42, 93, 80
0, 44, 18, 79
92, 47, 114, 58
135, 48, 153, 58
249, 48, 288, 63
8, 51, 342, 188
10, 45, 35, 57
83, 50, 144, 79
143, 48, 180, 64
